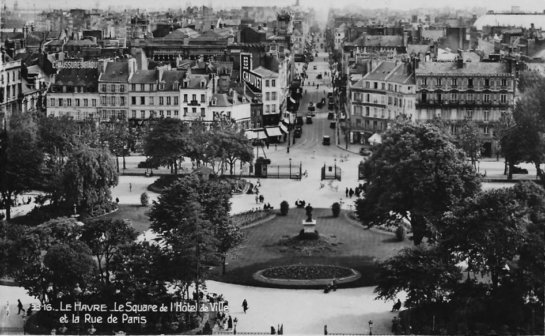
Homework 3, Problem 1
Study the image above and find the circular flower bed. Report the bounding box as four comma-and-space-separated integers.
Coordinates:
262, 264, 352, 280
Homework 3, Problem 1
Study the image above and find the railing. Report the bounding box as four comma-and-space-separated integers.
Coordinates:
188, 100, 200, 106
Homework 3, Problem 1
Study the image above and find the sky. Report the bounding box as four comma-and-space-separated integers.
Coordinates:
13, 0, 545, 12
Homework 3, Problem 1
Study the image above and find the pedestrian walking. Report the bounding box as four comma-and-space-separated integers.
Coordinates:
5, 301, 9, 317
345, 187, 349, 197
242, 299, 248, 313
255, 195, 259, 204
349, 188, 354, 198
228, 315, 233, 329
259, 195, 264, 203
17, 299, 24, 315
129, 183, 132, 192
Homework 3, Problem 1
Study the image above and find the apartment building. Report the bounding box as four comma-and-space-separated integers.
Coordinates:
0, 51, 22, 127
97, 59, 137, 121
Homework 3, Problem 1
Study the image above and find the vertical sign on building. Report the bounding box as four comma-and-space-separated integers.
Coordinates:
240, 53, 252, 80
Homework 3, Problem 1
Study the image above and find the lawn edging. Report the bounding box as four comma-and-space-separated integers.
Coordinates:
253, 264, 361, 287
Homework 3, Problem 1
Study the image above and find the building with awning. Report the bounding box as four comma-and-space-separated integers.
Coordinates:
244, 129, 268, 140
265, 126, 283, 137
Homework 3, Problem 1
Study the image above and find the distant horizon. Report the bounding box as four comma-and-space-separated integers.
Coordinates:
8, 0, 545, 13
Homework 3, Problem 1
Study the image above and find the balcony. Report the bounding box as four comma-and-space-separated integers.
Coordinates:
187, 100, 200, 106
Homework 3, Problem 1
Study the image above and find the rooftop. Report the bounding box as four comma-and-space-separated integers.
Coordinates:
415, 61, 509, 75
252, 66, 278, 78
363, 61, 397, 81
100, 61, 131, 82
129, 70, 157, 83
54, 68, 100, 89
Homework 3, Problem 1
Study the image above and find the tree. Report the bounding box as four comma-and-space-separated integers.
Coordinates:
63, 145, 118, 214
144, 118, 189, 175
374, 246, 462, 308
355, 123, 480, 244
149, 176, 225, 309
99, 117, 131, 173
216, 129, 254, 175
0, 112, 44, 220
456, 120, 482, 171
517, 70, 543, 94
8, 217, 95, 303
501, 125, 528, 180
80, 219, 137, 286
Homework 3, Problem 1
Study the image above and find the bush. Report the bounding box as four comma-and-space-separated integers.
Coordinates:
141, 192, 149, 207
395, 225, 406, 241
331, 202, 341, 217
280, 200, 289, 216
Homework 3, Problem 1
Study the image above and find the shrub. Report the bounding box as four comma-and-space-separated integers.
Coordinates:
141, 192, 149, 207
331, 202, 341, 217
395, 225, 406, 241
280, 200, 289, 216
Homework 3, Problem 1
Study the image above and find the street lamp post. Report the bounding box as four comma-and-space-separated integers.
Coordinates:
368, 320, 373, 335
233, 317, 238, 335
289, 158, 292, 179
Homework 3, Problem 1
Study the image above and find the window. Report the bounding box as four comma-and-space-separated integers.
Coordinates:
140, 84, 145, 91
132, 110, 136, 118
149, 97, 154, 105
174, 110, 179, 116
201, 108, 206, 117
159, 110, 164, 117
183, 94, 188, 102
388, 97, 392, 105
452, 78, 457, 86
484, 79, 490, 87
266, 92, 270, 101
75, 99, 80, 107
50, 98, 55, 107
266, 80, 270, 87
437, 78, 442, 86
119, 85, 125, 93
366, 94, 370, 102
374, 82, 378, 89
141, 110, 145, 119
192, 108, 197, 114
484, 110, 490, 121
467, 93, 473, 101
167, 97, 171, 105
381, 83, 385, 90
92, 99, 97, 107
200, 94, 205, 103
501, 78, 507, 87
484, 94, 490, 102
365, 81, 370, 88
174, 97, 178, 105
500, 94, 507, 103
59, 98, 64, 106
110, 97, 116, 106
265, 105, 270, 113
423, 78, 427, 86
271, 79, 276, 87
159, 97, 164, 105
272, 104, 276, 113
184, 107, 188, 116
84, 99, 88, 107
140, 97, 145, 105
466, 109, 473, 119
272, 92, 277, 100
120, 97, 125, 106
468, 78, 473, 87
483, 126, 489, 135
111, 85, 116, 93
192, 94, 197, 102
131, 97, 137, 105
101, 84, 107, 92
131, 84, 136, 91
167, 110, 171, 116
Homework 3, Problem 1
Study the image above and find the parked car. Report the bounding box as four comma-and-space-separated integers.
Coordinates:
511, 166, 529, 174
294, 127, 302, 138
330, 121, 336, 129
328, 102, 335, 110
295, 116, 304, 126
308, 102, 315, 112
322, 135, 331, 145
359, 148, 372, 156
306, 116, 313, 124
327, 112, 335, 120
327, 92, 333, 98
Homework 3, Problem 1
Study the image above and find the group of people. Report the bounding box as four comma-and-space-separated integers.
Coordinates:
323, 278, 338, 293
263, 203, 273, 210
215, 311, 235, 330
255, 194, 265, 204
345, 183, 366, 198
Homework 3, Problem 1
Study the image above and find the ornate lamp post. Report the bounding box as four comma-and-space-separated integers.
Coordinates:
368, 320, 373, 335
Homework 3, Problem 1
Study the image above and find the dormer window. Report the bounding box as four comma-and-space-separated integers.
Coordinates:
211, 98, 217, 106
159, 83, 165, 90
200, 81, 205, 88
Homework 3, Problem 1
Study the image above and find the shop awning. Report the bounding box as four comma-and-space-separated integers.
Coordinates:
278, 123, 288, 134
265, 126, 283, 137
245, 129, 268, 140
244, 130, 257, 139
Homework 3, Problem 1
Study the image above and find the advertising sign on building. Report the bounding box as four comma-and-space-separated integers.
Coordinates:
240, 53, 252, 79
243, 70, 262, 92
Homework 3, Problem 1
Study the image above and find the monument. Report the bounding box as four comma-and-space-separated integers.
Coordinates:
302, 203, 317, 234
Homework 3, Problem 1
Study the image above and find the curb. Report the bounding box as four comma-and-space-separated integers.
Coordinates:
253, 265, 361, 287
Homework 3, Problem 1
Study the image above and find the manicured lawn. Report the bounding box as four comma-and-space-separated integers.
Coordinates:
101, 204, 152, 233
212, 208, 412, 288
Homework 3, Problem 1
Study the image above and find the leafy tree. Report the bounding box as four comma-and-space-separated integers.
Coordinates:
140, 192, 149, 207
63, 145, 118, 214
355, 123, 480, 244
518, 70, 543, 93
215, 130, 254, 175
374, 246, 462, 308
456, 120, 482, 171
501, 125, 528, 180
144, 118, 189, 175
99, 117, 131, 173
80, 219, 137, 286
0, 112, 44, 220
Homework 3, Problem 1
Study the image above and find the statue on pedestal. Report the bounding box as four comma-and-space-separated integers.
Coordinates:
305, 203, 313, 222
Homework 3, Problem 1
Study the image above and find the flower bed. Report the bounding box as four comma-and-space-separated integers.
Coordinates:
231, 209, 273, 228
261, 264, 353, 280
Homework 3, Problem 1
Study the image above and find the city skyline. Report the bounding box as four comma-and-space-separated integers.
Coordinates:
10, 0, 545, 12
